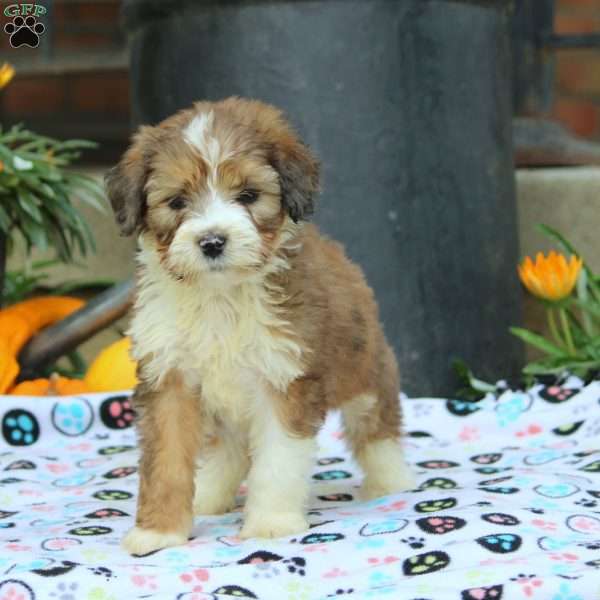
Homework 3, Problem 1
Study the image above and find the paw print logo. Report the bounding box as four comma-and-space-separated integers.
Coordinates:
4, 16, 45, 48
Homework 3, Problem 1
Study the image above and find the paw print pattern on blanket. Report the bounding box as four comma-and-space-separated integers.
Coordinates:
2, 410, 39, 446
419, 477, 458, 490
476, 533, 523, 553
0, 380, 600, 598
416, 516, 466, 534
99, 396, 135, 429
51, 399, 94, 437
0, 579, 35, 599
461, 585, 503, 600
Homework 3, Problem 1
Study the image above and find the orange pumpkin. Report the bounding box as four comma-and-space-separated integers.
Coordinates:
10, 373, 89, 396
0, 339, 19, 395
0, 296, 85, 393
84, 337, 138, 392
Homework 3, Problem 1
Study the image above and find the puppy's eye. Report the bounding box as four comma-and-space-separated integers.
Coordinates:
237, 189, 259, 205
168, 197, 187, 210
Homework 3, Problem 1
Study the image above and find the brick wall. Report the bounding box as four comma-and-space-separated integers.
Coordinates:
2, 1, 600, 159
554, 0, 600, 138
0, 0, 130, 163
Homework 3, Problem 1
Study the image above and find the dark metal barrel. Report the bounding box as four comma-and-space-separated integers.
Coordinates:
122, 0, 523, 396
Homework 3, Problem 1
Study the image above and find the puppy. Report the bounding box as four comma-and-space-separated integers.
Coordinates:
106, 98, 414, 555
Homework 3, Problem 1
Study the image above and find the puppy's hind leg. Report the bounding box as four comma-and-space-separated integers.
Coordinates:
342, 392, 415, 501
194, 429, 249, 516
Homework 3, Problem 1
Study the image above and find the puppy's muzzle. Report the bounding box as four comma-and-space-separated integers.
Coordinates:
199, 233, 227, 259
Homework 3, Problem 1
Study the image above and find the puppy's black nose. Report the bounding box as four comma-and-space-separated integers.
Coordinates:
199, 233, 227, 259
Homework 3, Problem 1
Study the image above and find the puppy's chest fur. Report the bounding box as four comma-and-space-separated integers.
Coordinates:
130, 255, 303, 420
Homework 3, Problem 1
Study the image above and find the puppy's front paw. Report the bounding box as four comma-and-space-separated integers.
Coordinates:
122, 526, 188, 555
240, 511, 308, 539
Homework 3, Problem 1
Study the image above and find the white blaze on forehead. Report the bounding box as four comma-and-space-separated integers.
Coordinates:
183, 111, 223, 172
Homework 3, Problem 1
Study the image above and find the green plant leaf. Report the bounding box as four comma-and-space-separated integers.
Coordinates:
55, 139, 97, 151
30, 258, 63, 271
0, 205, 11, 231
573, 298, 600, 322
537, 223, 587, 265
523, 355, 600, 375
0, 126, 99, 264
451, 358, 495, 401
66, 350, 87, 378
510, 326, 567, 358
18, 213, 49, 252
17, 190, 43, 224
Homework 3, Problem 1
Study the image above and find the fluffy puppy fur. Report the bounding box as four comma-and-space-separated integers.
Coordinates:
106, 97, 414, 555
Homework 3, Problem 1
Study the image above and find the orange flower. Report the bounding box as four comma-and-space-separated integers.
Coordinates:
0, 63, 15, 90
518, 251, 582, 302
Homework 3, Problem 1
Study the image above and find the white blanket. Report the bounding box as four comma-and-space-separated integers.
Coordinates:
0, 376, 599, 599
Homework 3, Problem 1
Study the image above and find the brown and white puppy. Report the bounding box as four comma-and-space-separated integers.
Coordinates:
106, 97, 414, 555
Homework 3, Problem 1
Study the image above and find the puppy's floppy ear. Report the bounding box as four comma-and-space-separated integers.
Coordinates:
270, 137, 320, 223
105, 126, 157, 236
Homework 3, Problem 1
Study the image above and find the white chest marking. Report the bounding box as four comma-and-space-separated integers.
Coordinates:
129, 248, 303, 421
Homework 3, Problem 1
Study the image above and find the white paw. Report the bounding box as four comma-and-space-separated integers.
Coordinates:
240, 511, 308, 539
193, 493, 236, 516
121, 526, 188, 555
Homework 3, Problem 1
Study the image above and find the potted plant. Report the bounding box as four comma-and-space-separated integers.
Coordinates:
0, 63, 104, 307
